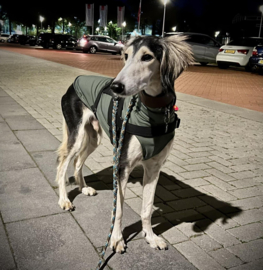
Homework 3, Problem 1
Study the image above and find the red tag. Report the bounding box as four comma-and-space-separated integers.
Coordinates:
173, 105, 179, 111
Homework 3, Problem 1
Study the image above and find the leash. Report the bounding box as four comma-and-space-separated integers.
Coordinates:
95, 95, 136, 270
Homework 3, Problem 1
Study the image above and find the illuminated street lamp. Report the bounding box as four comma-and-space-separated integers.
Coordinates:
162, 0, 168, 37
39, 15, 44, 29
172, 26, 176, 32
122, 21, 126, 41
259, 5, 263, 37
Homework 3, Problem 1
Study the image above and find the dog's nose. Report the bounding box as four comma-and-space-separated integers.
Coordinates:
111, 82, 124, 94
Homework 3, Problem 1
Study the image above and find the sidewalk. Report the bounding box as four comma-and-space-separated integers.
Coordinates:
0, 49, 263, 270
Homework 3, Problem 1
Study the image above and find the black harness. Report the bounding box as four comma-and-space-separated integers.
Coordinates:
91, 81, 180, 144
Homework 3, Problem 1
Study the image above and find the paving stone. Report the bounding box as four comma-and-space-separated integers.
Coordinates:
156, 186, 178, 201
191, 234, 222, 252
5, 115, 46, 130
200, 185, 236, 202
206, 162, 234, 173
108, 238, 197, 270
228, 258, 263, 270
31, 151, 94, 186
184, 157, 212, 164
15, 129, 60, 152
164, 209, 204, 224
155, 203, 175, 215
175, 241, 224, 270
209, 248, 243, 268
6, 213, 101, 270
72, 190, 142, 247
227, 239, 263, 262
182, 178, 210, 187
229, 187, 263, 199
204, 176, 236, 191
182, 163, 211, 171
0, 168, 60, 223
227, 222, 263, 242
162, 226, 188, 244
231, 164, 261, 172
125, 188, 137, 199
231, 196, 263, 210
0, 103, 28, 117
188, 152, 213, 158
208, 155, 232, 166
0, 220, 15, 270
229, 171, 257, 180
231, 209, 263, 225
172, 188, 202, 198
125, 197, 143, 215
178, 170, 210, 179
205, 168, 236, 181
197, 205, 239, 229
168, 197, 206, 211
196, 219, 240, 247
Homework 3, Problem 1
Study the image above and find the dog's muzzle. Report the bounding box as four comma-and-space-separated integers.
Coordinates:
111, 82, 125, 94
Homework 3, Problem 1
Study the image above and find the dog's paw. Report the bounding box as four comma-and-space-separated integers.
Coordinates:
145, 234, 168, 250
82, 187, 97, 196
110, 235, 126, 253
58, 199, 75, 211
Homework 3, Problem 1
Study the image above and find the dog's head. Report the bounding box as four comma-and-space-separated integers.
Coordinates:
111, 35, 194, 97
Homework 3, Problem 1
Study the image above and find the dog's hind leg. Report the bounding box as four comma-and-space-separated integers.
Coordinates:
73, 119, 101, 196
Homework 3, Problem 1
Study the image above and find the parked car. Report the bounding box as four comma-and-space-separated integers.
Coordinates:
28, 36, 37, 46
164, 32, 221, 65
216, 37, 263, 70
37, 33, 77, 49
249, 45, 263, 73
0, 33, 11, 42
76, 35, 124, 54
7, 34, 20, 43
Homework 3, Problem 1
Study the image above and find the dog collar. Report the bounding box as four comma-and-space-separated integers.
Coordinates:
139, 90, 175, 108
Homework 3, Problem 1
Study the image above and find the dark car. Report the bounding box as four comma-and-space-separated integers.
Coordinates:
37, 33, 77, 49
7, 34, 20, 43
75, 35, 123, 54
249, 45, 263, 73
28, 36, 37, 46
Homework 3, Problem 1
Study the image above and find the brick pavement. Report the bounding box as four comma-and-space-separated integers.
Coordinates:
1, 43, 263, 112
1, 48, 263, 270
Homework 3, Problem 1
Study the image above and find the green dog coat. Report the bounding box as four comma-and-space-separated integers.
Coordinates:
73, 75, 179, 160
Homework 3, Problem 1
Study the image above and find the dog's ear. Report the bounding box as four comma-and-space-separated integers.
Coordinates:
160, 35, 194, 93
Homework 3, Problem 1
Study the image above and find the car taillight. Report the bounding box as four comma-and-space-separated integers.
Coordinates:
80, 38, 88, 46
219, 48, 224, 52
252, 48, 258, 56
237, 49, 249, 55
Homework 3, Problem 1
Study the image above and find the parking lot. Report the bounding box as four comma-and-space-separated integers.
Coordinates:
1, 42, 263, 112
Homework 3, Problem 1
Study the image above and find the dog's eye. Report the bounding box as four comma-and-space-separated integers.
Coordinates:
141, 54, 154, 62
125, 53, 128, 61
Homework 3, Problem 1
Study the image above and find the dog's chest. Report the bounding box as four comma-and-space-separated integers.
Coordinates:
74, 75, 175, 160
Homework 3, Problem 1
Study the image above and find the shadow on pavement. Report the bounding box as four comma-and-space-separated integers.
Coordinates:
67, 165, 242, 243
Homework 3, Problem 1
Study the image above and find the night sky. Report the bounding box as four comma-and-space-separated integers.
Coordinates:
1, 0, 263, 36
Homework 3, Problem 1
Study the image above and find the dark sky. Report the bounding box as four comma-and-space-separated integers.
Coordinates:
1, 0, 263, 35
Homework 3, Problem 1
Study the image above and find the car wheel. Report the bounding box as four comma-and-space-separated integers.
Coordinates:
89, 46, 97, 54
218, 62, 229, 69
200, 62, 208, 66
245, 64, 251, 72
55, 43, 62, 50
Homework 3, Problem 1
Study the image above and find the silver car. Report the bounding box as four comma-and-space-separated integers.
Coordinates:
165, 32, 221, 65
76, 35, 124, 54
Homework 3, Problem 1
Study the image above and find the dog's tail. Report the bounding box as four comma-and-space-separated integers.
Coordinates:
90, 115, 103, 146
56, 118, 69, 164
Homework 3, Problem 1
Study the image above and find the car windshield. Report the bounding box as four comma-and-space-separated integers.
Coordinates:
228, 38, 263, 46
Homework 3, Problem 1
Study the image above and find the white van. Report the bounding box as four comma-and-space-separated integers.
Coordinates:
0, 33, 11, 43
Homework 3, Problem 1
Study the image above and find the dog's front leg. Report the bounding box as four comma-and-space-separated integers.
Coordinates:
141, 163, 167, 250
110, 166, 131, 253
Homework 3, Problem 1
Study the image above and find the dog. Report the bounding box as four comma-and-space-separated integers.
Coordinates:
56, 35, 193, 253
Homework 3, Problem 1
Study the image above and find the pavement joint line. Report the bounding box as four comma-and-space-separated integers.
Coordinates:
0, 211, 18, 269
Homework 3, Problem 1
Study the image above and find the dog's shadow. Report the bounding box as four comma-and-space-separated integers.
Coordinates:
68, 165, 242, 242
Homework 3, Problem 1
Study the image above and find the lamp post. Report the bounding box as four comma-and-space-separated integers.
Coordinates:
39, 15, 44, 30
162, 0, 168, 37
172, 26, 176, 32
259, 5, 263, 37
122, 21, 126, 41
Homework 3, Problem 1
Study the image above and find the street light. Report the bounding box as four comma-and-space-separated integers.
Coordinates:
162, 0, 168, 37
122, 21, 126, 41
259, 5, 263, 37
172, 26, 176, 32
39, 15, 44, 30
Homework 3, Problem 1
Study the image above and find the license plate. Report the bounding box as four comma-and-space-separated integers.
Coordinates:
259, 60, 263, 64
225, 50, 235, 54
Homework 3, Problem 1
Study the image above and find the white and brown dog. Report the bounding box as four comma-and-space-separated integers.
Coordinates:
56, 35, 193, 253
